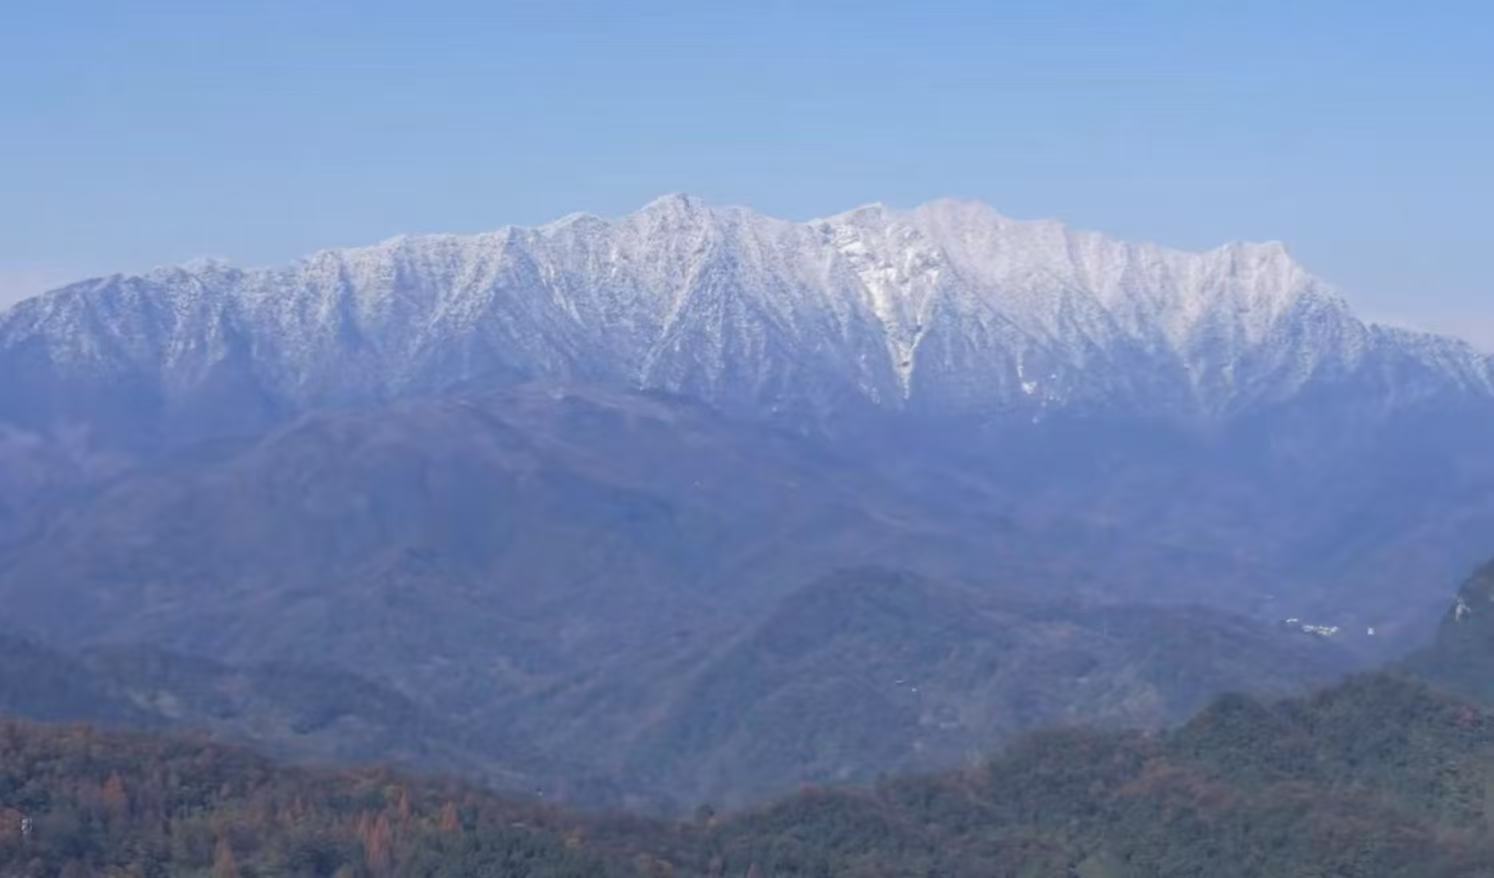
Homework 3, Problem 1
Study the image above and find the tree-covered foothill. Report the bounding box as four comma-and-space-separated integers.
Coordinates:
3, 671, 1494, 876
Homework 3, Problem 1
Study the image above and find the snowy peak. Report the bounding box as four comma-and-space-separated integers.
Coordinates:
821, 198, 1327, 337
1, 196, 1490, 436
807, 199, 1378, 408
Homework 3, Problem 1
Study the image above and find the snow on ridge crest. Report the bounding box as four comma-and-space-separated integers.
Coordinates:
2, 195, 1490, 419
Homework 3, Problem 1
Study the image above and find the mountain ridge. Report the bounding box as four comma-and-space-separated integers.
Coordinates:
4, 196, 1489, 445
3, 199, 1494, 810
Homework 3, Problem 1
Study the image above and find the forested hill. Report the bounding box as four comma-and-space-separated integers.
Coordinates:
1405, 560, 1494, 704
0, 721, 633, 878
3, 671, 1493, 877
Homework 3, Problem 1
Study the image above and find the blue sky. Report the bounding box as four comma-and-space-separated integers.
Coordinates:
3, 1, 1491, 346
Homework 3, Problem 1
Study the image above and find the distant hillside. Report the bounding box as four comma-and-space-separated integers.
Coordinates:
620, 568, 1354, 805
0, 633, 152, 727
0, 565, 1352, 812
0, 632, 554, 799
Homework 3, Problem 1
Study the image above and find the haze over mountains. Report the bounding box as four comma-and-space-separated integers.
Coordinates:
2, 196, 1492, 807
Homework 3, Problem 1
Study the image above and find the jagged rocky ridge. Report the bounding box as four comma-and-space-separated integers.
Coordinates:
3, 195, 1490, 442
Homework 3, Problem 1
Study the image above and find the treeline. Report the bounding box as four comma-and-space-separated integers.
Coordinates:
3, 674, 1494, 876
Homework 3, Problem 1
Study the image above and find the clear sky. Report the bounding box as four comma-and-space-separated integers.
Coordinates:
3, 1, 1491, 347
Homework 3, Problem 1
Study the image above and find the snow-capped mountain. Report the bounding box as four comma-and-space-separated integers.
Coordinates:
3, 197, 1494, 804
3, 195, 1490, 440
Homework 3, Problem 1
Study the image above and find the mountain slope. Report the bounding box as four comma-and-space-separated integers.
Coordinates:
713, 673, 1494, 877
3, 672, 1491, 877
0, 386, 1359, 808
1405, 561, 1494, 703
0, 633, 152, 727
3, 198, 1493, 809
2, 196, 1488, 444
0, 631, 544, 793
3, 200, 1491, 616
5, 198, 1493, 642
622, 568, 1352, 805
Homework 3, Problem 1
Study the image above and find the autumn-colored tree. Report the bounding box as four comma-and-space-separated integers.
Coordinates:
634, 853, 675, 878
360, 811, 394, 874
101, 772, 129, 817
0, 809, 21, 842
212, 837, 240, 878
438, 801, 461, 834
395, 786, 412, 824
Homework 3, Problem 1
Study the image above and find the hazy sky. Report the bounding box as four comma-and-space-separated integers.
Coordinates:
3, 1, 1491, 347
